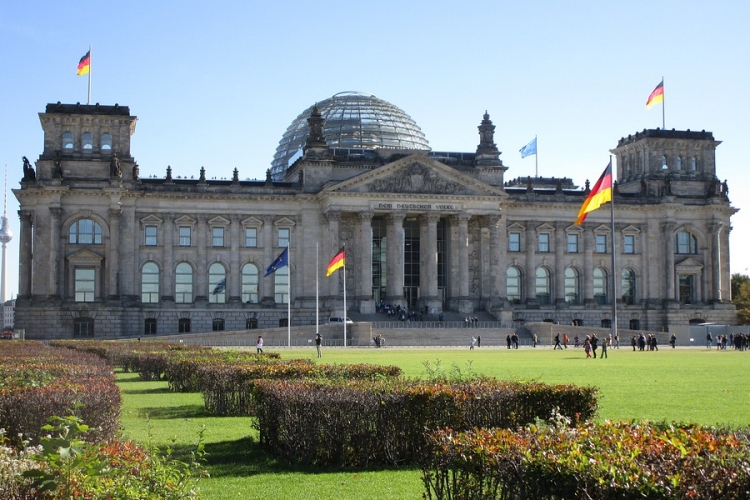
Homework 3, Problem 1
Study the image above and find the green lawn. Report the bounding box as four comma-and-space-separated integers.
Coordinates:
118, 346, 750, 499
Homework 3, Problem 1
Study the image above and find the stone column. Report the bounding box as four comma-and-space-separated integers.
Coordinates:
487, 215, 502, 309
107, 207, 121, 299
325, 211, 341, 298
261, 215, 274, 304
195, 214, 208, 302
457, 214, 472, 313
386, 213, 405, 307
229, 214, 241, 303
49, 208, 63, 297
18, 211, 33, 297
554, 221, 566, 307
120, 205, 137, 299
359, 211, 374, 313
419, 214, 440, 310
162, 213, 174, 302
662, 221, 675, 302
497, 216, 508, 303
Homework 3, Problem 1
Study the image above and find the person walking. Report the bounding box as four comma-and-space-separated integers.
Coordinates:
470, 336, 476, 350
554, 333, 562, 350
563, 334, 569, 349
533, 333, 538, 348
315, 333, 323, 358
590, 334, 599, 358
477, 335, 481, 348
600, 336, 608, 359
614, 332, 620, 349
256, 335, 264, 354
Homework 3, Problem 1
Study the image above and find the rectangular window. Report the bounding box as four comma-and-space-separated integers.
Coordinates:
212, 227, 225, 247
179, 226, 191, 246
538, 233, 550, 253
596, 234, 607, 253
567, 234, 579, 253
245, 227, 257, 247
624, 234, 635, 254
75, 268, 95, 302
508, 232, 521, 252
144, 225, 157, 246
278, 228, 290, 248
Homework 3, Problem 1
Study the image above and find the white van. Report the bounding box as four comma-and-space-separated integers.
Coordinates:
329, 317, 353, 324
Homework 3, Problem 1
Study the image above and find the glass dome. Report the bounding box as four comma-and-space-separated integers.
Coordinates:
271, 91, 430, 179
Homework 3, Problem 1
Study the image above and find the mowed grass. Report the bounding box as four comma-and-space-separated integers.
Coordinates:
118, 346, 750, 499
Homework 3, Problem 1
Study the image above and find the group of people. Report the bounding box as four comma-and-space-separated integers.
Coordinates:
631, 333, 659, 351
465, 317, 480, 327
707, 332, 750, 350
505, 333, 518, 349
582, 334, 609, 358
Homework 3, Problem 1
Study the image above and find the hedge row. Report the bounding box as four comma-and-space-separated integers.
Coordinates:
421, 421, 750, 499
252, 378, 597, 467
0, 342, 120, 446
201, 360, 403, 416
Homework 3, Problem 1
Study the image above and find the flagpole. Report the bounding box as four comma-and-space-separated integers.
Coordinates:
316, 243, 319, 335
661, 76, 665, 130
608, 156, 618, 342
535, 135, 538, 177
288, 245, 291, 348
87, 45, 92, 105
343, 244, 347, 348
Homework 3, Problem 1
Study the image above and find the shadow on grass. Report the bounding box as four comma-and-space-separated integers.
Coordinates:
138, 404, 211, 419
121, 386, 173, 395
170, 437, 420, 478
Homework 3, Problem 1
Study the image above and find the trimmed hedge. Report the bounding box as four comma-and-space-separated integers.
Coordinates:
421, 421, 750, 499
252, 378, 597, 467
0, 342, 120, 446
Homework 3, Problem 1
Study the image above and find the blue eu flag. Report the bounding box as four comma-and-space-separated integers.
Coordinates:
265, 247, 289, 277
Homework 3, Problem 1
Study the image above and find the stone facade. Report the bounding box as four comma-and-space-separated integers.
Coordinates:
13, 104, 737, 339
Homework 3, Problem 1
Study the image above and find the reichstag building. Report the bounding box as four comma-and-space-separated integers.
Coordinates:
14, 92, 736, 338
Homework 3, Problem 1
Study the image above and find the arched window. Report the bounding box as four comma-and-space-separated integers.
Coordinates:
675, 231, 698, 254
676, 155, 682, 171
593, 267, 608, 305
101, 133, 112, 151
209, 262, 227, 303
63, 131, 74, 150
242, 263, 259, 303
82, 132, 93, 152
212, 318, 225, 331
661, 155, 668, 170
175, 262, 193, 303
564, 267, 579, 305
73, 317, 95, 337
506, 266, 522, 304
141, 262, 160, 303
690, 156, 697, 171
69, 219, 103, 244
535, 267, 551, 305
621, 268, 636, 305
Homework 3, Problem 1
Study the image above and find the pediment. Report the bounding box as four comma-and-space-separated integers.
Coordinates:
140, 214, 163, 225
208, 216, 230, 226
621, 225, 641, 234
67, 248, 104, 265
675, 257, 704, 270
274, 217, 296, 227
593, 224, 611, 234
241, 216, 263, 227
174, 215, 196, 225
324, 153, 506, 197
507, 222, 526, 231
536, 223, 555, 232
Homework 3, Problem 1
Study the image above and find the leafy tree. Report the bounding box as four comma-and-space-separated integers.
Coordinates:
731, 273, 750, 324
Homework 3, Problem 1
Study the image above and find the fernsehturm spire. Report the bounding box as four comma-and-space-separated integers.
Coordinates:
0, 166, 13, 303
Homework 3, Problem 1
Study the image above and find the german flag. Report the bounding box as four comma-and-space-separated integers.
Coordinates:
646, 80, 664, 109
77, 50, 91, 76
575, 161, 612, 225
326, 247, 345, 276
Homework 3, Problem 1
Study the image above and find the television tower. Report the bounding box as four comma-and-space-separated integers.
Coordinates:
0, 166, 13, 303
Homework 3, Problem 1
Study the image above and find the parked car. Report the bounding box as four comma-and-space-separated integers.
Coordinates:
1, 329, 13, 340
328, 317, 353, 324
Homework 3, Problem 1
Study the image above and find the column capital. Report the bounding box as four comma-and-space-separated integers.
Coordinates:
162, 212, 175, 223
108, 207, 122, 219
484, 214, 501, 227
230, 214, 241, 224
661, 221, 676, 233
324, 210, 341, 223
50, 207, 63, 219
18, 210, 33, 225
386, 212, 406, 224
358, 211, 374, 222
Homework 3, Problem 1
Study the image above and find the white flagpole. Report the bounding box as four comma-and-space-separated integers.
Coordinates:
287, 246, 291, 347
661, 76, 666, 130
316, 243, 319, 335
87, 45, 92, 105
609, 156, 617, 341
343, 249, 347, 348
535, 134, 538, 177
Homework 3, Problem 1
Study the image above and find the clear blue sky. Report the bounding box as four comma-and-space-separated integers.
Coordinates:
1, 0, 749, 299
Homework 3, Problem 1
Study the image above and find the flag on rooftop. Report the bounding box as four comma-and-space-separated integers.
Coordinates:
519, 137, 537, 158
646, 79, 664, 109
575, 160, 613, 225
77, 50, 91, 76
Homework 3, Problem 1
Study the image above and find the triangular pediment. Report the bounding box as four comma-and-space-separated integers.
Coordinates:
675, 257, 704, 270
208, 216, 230, 226
324, 153, 506, 197
274, 217, 296, 227
241, 216, 263, 227
622, 225, 641, 234
536, 223, 555, 232
140, 214, 163, 225
174, 215, 196, 225
67, 248, 104, 265
507, 222, 527, 231
593, 224, 611, 234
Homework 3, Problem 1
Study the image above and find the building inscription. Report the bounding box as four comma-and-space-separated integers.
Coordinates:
371, 202, 461, 211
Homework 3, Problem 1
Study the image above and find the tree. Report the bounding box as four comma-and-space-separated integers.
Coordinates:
731, 273, 750, 325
